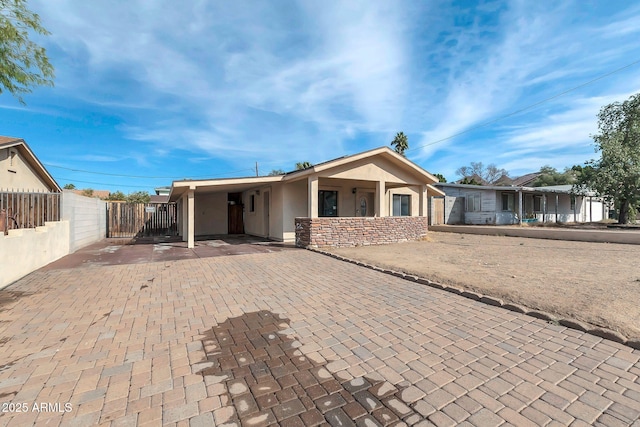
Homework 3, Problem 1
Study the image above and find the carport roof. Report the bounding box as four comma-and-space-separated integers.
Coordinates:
169, 175, 282, 201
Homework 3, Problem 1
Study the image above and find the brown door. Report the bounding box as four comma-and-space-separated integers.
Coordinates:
228, 204, 244, 234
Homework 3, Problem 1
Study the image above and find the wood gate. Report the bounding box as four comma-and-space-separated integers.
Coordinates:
430, 197, 445, 225
107, 202, 178, 238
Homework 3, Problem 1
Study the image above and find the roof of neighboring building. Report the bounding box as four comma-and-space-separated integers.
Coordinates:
154, 186, 171, 196
69, 189, 111, 199
511, 172, 541, 186
150, 195, 170, 203
0, 136, 61, 192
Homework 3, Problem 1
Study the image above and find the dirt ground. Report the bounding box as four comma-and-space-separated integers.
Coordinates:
328, 232, 640, 340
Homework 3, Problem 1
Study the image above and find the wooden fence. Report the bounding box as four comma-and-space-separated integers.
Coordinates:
107, 202, 178, 238
1, 191, 61, 235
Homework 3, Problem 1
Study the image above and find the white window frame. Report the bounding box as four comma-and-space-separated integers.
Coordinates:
392, 194, 411, 216
501, 193, 514, 212
465, 193, 481, 212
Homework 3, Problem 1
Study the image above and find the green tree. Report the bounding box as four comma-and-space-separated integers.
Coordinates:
531, 166, 576, 187
105, 191, 126, 201
390, 132, 408, 156
126, 191, 151, 203
0, 0, 54, 104
577, 92, 640, 224
433, 173, 447, 183
63, 183, 76, 190
268, 168, 285, 176
295, 162, 312, 170
459, 176, 483, 185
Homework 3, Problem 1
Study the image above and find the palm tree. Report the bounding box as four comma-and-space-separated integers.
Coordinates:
295, 161, 313, 170
391, 132, 408, 157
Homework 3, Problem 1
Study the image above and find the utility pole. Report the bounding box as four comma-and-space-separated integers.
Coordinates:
255, 162, 259, 177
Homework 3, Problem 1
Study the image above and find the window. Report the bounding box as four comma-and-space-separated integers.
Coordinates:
465, 193, 481, 212
501, 193, 514, 211
249, 195, 255, 212
392, 194, 411, 216
570, 195, 576, 210
533, 196, 542, 212
318, 190, 338, 217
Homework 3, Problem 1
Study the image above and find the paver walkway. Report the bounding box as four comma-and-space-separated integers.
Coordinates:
0, 247, 639, 426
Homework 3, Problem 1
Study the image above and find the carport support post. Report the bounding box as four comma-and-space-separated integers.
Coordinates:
555, 194, 559, 223
187, 189, 195, 249
419, 185, 426, 216
376, 180, 385, 217
517, 190, 523, 225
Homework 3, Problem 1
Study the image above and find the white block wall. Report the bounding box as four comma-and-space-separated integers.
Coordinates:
61, 191, 107, 252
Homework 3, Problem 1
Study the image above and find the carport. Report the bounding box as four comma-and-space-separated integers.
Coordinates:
169, 176, 281, 248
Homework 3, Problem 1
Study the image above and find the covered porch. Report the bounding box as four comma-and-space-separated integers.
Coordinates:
499, 186, 606, 225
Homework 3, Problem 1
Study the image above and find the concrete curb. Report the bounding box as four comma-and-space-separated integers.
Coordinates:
310, 248, 640, 350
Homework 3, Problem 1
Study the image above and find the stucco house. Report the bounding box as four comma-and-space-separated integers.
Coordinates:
169, 147, 444, 248
434, 183, 606, 225
0, 136, 60, 192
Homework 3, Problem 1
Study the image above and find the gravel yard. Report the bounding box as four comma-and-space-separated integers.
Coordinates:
328, 232, 640, 340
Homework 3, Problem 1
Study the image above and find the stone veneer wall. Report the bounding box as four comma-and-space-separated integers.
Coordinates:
295, 216, 428, 248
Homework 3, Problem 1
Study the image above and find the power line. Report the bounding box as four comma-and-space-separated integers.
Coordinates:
44, 163, 256, 179
408, 58, 640, 152
56, 177, 157, 189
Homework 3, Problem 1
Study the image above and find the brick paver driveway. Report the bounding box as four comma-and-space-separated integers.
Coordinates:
0, 246, 639, 426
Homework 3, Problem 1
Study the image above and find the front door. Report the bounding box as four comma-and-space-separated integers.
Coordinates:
356, 191, 374, 217
228, 192, 244, 234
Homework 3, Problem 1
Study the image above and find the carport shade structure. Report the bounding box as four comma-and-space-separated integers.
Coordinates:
168, 147, 444, 248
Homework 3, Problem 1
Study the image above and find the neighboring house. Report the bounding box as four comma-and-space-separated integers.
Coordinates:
0, 136, 61, 192
169, 147, 444, 248
151, 186, 171, 203
434, 183, 606, 225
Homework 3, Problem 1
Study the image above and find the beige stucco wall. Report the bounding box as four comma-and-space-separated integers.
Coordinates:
282, 180, 307, 242
195, 192, 227, 235
387, 186, 421, 216
320, 156, 424, 185
0, 147, 51, 191
0, 221, 70, 289
243, 185, 275, 238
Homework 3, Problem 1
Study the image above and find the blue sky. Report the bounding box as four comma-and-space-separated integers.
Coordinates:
2, 0, 640, 193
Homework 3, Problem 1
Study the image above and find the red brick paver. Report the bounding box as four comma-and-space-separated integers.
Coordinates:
0, 247, 639, 425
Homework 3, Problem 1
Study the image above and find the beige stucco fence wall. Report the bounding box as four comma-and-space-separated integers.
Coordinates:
0, 221, 70, 289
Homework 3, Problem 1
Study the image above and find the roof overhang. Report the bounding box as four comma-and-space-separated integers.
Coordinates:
427, 184, 446, 197
0, 137, 61, 192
